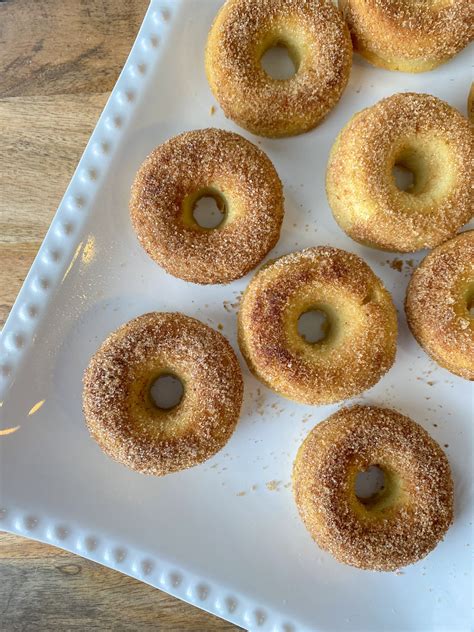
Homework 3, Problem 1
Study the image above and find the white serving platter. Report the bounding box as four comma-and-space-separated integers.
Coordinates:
0, 1, 472, 630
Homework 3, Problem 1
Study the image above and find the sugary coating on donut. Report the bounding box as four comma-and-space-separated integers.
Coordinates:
130, 128, 284, 284
83, 312, 243, 475
326, 92, 474, 252
238, 246, 397, 404
293, 405, 454, 570
340, 0, 473, 72
406, 230, 474, 379
205, 0, 352, 137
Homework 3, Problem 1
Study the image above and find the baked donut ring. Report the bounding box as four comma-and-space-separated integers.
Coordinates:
205, 0, 352, 137
406, 230, 474, 380
130, 129, 284, 284
326, 92, 474, 252
83, 313, 243, 476
293, 405, 454, 571
238, 247, 397, 405
339, 0, 473, 72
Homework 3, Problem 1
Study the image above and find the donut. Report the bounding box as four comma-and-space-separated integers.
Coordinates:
83, 313, 243, 476
238, 247, 397, 405
405, 230, 474, 380
130, 129, 284, 284
326, 93, 474, 252
205, 0, 352, 137
293, 405, 454, 571
339, 0, 473, 72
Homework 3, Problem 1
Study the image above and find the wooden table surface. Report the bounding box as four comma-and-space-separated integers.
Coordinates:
0, 2, 238, 629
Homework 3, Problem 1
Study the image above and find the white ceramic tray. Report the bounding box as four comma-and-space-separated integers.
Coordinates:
0, 1, 472, 630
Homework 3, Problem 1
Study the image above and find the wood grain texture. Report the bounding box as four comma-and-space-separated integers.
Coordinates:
0, 1, 239, 629
0, 93, 108, 328
0, 0, 148, 98
0, 93, 108, 244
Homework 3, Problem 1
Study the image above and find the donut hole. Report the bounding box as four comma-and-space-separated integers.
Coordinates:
149, 374, 184, 410
297, 309, 330, 344
183, 187, 227, 231
391, 140, 452, 198
355, 465, 386, 506
392, 164, 415, 192
193, 195, 226, 230
467, 288, 474, 316
465, 283, 474, 318
260, 40, 299, 80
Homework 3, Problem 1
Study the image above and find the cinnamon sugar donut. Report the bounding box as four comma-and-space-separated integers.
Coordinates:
238, 247, 397, 405
130, 129, 284, 284
205, 0, 352, 137
83, 313, 243, 476
339, 0, 473, 72
406, 231, 474, 380
293, 405, 454, 571
326, 93, 474, 252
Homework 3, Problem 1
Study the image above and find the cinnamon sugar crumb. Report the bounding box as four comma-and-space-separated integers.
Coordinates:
389, 258, 403, 272
266, 480, 281, 491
